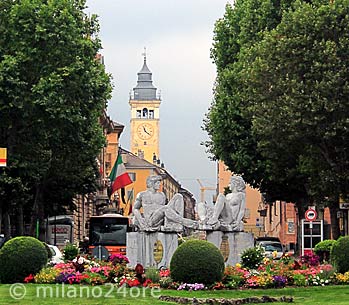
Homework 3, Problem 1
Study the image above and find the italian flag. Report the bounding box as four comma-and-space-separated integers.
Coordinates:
109, 154, 133, 195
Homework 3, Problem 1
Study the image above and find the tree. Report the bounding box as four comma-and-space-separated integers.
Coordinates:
0, 0, 112, 237
244, 0, 349, 238
204, 0, 308, 205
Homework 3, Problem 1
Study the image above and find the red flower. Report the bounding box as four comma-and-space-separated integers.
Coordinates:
127, 279, 141, 287
292, 260, 302, 270
24, 274, 35, 283
142, 279, 152, 287
135, 264, 144, 275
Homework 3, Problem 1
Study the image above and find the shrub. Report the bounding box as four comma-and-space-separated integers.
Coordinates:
159, 276, 173, 288
314, 239, 336, 262
0, 236, 48, 283
331, 236, 349, 273
241, 246, 264, 269
145, 267, 160, 283
293, 273, 307, 286
63, 243, 79, 261
300, 253, 320, 267
170, 240, 224, 285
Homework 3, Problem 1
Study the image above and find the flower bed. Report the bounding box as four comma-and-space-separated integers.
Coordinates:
24, 254, 148, 287
22, 251, 349, 290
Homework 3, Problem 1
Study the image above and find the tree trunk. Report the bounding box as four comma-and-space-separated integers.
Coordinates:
329, 204, 340, 240
30, 183, 44, 238
16, 205, 24, 236
0, 205, 2, 235
3, 210, 11, 239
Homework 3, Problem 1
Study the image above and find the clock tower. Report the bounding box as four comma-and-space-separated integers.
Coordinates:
129, 52, 161, 163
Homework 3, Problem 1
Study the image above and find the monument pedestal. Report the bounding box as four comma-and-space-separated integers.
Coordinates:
206, 231, 254, 266
127, 232, 178, 268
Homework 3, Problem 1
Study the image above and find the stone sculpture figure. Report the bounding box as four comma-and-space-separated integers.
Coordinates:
198, 175, 246, 231
133, 175, 198, 232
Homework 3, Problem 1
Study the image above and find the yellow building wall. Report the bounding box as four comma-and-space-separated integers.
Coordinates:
130, 118, 160, 162
129, 99, 161, 163
117, 167, 161, 215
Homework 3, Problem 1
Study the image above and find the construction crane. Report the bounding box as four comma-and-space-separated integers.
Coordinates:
197, 179, 216, 203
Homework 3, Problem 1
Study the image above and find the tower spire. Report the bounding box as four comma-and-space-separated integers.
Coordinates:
142, 47, 147, 64
131, 47, 160, 101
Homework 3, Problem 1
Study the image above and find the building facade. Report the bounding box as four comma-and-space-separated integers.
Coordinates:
71, 112, 124, 243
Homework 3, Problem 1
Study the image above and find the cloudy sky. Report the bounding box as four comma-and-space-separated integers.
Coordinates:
85, 0, 230, 201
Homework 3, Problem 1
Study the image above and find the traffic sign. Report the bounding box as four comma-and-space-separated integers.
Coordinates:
0, 148, 7, 167
305, 208, 317, 221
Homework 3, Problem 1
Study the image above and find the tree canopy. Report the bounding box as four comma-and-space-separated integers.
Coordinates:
205, 0, 349, 237
0, 0, 112, 236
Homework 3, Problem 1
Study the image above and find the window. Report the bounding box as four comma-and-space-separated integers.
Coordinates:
149, 110, 154, 118
136, 110, 141, 118
128, 172, 136, 182
142, 108, 148, 118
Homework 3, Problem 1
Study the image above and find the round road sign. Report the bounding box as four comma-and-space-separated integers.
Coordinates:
305, 208, 317, 221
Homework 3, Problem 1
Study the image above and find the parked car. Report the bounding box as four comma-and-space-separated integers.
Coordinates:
255, 237, 285, 259
47, 244, 64, 264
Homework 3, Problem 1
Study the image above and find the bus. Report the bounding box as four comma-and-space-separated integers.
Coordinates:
88, 213, 132, 255
46, 215, 74, 247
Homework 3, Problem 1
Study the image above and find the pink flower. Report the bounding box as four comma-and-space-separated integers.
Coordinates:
160, 269, 170, 277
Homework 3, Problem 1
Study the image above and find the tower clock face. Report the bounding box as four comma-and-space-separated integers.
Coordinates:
137, 123, 154, 140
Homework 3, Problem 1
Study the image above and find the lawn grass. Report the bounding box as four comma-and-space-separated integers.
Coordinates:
1, 284, 349, 304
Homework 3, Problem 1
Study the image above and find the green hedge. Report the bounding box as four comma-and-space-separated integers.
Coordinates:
314, 239, 336, 262
0, 236, 48, 283
331, 236, 349, 273
170, 240, 224, 285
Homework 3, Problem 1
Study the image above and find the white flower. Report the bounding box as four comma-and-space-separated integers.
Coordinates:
77, 257, 85, 264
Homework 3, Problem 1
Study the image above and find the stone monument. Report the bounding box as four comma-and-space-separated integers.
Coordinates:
197, 175, 254, 265
127, 175, 198, 268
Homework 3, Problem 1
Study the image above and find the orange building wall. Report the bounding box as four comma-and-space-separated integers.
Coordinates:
218, 161, 265, 237
106, 132, 119, 176
263, 201, 297, 248
218, 161, 334, 252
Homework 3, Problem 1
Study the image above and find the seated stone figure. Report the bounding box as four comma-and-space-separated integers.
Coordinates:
198, 175, 246, 232
133, 175, 198, 232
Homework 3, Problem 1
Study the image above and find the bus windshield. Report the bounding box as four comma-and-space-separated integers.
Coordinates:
89, 217, 129, 246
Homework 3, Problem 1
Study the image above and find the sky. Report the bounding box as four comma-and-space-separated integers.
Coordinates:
85, 0, 230, 202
